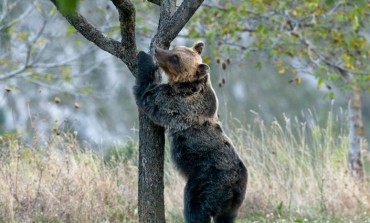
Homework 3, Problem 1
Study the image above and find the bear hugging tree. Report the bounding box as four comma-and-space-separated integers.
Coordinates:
134, 41, 247, 223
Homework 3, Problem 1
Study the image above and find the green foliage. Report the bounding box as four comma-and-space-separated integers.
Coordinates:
65, 25, 76, 36
191, 0, 370, 94
104, 140, 138, 166
56, 0, 79, 15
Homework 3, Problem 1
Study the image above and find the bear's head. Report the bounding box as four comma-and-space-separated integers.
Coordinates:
154, 41, 205, 84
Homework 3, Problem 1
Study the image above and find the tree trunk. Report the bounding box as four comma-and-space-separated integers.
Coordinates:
348, 87, 364, 180
138, 110, 166, 222
138, 2, 176, 222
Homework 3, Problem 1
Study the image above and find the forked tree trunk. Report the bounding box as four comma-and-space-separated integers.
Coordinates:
348, 87, 364, 180
49, 1, 205, 222
138, 1, 176, 222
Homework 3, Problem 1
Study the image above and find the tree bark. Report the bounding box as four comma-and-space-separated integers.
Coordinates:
138, 110, 166, 222
348, 87, 364, 180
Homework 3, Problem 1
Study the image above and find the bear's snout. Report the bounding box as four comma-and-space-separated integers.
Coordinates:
154, 47, 166, 57
154, 47, 166, 62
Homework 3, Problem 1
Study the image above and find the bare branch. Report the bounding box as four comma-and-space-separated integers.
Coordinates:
294, 31, 368, 78
110, 0, 137, 73
1, 46, 96, 81
0, 66, 29, 81
0, 2, 35, 31
0, 21, 46, 81
151, 0, 205, 49
321, 1, 356, 19
49, 0, 121, 59
33, 47, 96, 69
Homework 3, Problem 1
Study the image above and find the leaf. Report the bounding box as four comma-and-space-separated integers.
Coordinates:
205, 30, 216, 40
275, 60, 283, 67
352, 15, 359, 31
80, 87, 92, 94
62, 67, 72, 82
255, 62, 263, 70
327, 72, 340, 81
325, 0, 336, 6
35, 2, 42, 13
308, 2, 319, 10
203, 56, 211, 64
187, 28, 200, 38
0, 58, 9, 65
240, 4, 248, 16
57, 0, 79, 15
292, 69, 297, 75
307, 49, 314, 57
329, 92, 335, 100
295, 77, 302, 85
49, 7, 56, 16
16, 32, 28, 40
317, 78, 324, 89
278, 67, 286, 74
256, 24, 264, 33
66, 25, 75, 36
36, 39, 46, 45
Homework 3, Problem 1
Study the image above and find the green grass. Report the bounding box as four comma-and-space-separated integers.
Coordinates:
0, 110, 369, 222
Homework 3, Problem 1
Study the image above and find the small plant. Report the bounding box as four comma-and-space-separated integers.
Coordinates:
104, 140, 138, 166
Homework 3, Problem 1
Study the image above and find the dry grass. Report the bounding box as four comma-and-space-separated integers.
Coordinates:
1, 110, 370, 222
0, 133, 138, 223
233, 111, 370, 222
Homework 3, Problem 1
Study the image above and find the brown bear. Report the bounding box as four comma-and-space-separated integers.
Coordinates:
134, 42, 247, 223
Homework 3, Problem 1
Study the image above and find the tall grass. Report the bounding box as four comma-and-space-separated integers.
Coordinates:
232, 110, 370, 222
0, 133, 138, 222
0, 110, 369, 222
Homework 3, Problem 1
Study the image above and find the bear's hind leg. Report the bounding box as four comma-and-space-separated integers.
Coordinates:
184, 207, 211, 223
213, 211, 237, 223
184, 179, 212, 223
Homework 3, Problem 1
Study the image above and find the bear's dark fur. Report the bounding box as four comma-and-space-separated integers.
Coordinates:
134, 43, 247, 223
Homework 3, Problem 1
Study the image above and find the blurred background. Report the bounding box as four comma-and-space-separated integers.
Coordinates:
1, 0, 369, 149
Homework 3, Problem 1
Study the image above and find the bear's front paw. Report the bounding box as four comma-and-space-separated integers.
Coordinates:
137, 51, 158, 83
137, 51, 153, 64
196, 63, 210, 79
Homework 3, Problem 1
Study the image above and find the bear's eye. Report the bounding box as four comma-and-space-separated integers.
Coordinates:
170, 55, 179, 64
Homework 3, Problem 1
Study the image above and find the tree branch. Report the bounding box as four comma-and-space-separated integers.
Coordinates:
295, 32, 368, 77
0, 65, 30, 81
151, 0, 205, 49
49, 0, 122, 59
110, 0, 137, 73
158, 0, 176, 30
0, 1, 35, 31
148, 0, 176, 52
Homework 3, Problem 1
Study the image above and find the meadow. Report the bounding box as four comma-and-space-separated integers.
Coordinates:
0, 110, 369, 223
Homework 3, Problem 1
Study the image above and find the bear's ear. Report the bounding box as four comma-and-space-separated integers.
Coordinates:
193, 41, 204, 55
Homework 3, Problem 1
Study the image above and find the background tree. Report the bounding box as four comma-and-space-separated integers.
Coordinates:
49, 0, 204, 221
190, 0, 370, 179
0, 0, 107, 139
